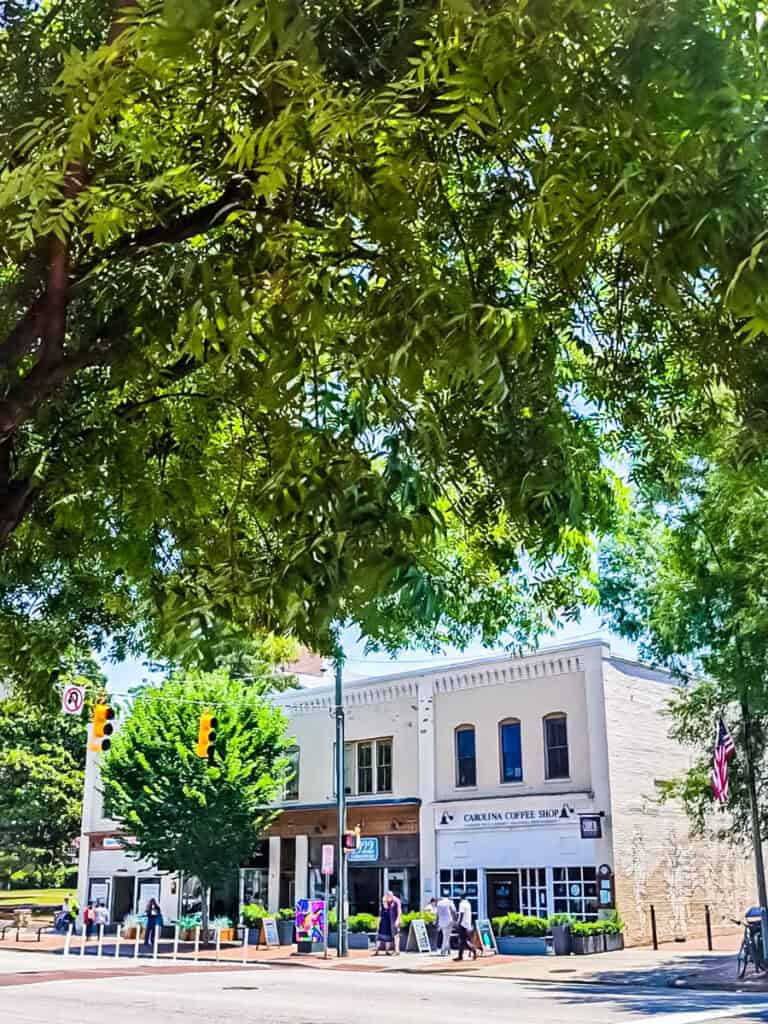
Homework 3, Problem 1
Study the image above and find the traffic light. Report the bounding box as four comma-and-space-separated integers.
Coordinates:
343, 825, 362, 851
195, 712, 218, 760
91, 704, 114, 753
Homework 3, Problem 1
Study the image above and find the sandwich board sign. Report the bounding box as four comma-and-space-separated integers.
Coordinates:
474, 919, 498, 955
405, 918, 431, 953
261, 917, 279, 947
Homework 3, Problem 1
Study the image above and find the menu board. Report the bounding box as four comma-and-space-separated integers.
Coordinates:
406, 918, 431, 953
474, 919, 498, 955
261, 917, 279, 946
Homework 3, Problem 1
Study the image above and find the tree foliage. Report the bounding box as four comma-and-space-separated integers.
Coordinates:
599, 429, 768, 843
0, 665, 98, 883
100, 668, 292, 931
3, 0, 768, 688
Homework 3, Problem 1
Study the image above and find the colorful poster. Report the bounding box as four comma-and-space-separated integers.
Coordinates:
295, 899, 325, 942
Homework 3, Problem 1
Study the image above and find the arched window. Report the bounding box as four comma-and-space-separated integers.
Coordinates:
499, 719, 523, 782
455, 725, 476, 787
543, 713, 569, 779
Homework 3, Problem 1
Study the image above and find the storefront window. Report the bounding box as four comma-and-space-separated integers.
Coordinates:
544, 713, 570, 779
455, 726, 476, 787
519, 867, 548, 917
439, 867, 479, 918
552, 866, 598, 920
499, 719, 523, 782
241, 868, 269, 910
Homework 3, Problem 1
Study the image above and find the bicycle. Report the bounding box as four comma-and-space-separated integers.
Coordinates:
733, 910, 765, 979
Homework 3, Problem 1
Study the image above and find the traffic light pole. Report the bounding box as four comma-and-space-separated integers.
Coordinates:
334, 659, 348, 957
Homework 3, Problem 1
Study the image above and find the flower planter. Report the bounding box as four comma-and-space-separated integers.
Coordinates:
551, 925, 572, 956
178, 928, 196, 942
573, 933, 610, 955
122, 927, 146, 941
217, 928, 235, 942
277, 920, 294, 945
604, 933, 624, 952
327, 931, 371, 950
497, 936, 549, 956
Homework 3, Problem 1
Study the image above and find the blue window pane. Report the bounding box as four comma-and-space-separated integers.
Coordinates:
456, 727, 476, 787
457, 728, 475, 758
500, 722, 523, 782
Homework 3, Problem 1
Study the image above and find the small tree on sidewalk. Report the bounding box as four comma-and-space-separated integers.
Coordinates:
100, 669, 291, 936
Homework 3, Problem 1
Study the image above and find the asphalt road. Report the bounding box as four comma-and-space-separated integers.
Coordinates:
6, 962, 768, 1024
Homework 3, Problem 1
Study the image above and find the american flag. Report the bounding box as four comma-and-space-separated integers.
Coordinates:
711, 718, 736, 803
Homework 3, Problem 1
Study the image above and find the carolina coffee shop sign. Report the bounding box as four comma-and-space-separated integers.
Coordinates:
436, 804, 578, 829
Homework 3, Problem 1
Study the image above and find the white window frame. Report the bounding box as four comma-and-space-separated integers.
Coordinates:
339, 737, 394, 796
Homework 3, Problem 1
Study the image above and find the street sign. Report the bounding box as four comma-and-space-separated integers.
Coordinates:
474, 919, 498, 955
348, 837, 378, 862
321, 843, 334, 876
61, 685, 86, 716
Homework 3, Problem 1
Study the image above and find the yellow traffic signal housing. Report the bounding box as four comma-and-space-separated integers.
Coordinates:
196, 712, 218, 759
91, 704, 114, 753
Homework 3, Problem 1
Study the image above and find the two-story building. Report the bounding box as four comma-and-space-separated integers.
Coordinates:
78, 640, 755, 944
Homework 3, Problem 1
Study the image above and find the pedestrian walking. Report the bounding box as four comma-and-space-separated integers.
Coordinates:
386, 890, 402, 955
455, 893, 476, 961
372, 894, 395, 955
83, 903, 96, 939
144, 898, 163, 947
94, 901, 109, 930
436, 894, 456, 957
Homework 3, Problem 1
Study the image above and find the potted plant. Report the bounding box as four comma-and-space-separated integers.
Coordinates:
572, 919, 622, 955
277, 908, 295, 945
494, 913, 549, 955
326, 909, 338, 949
175, 915, 200, 942
211, 915, 235, 942
400, 910, 436, 950
548, 914, 574, 956
122, 914, 145, 941
602, 912, 625, 952
241, 903, 267, 944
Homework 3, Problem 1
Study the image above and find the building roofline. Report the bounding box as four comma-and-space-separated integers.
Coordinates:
273, 638, 609, 704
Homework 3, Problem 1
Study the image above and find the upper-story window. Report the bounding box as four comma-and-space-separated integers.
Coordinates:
455, 725, 476, 787
339, 738, 393, 796
499, 719, 523, 782
544, 713, 569, 779
283, 746, 300, 801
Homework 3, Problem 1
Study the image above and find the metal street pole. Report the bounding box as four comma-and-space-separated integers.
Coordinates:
741, 697, 768, 958
334, 659, 348, 957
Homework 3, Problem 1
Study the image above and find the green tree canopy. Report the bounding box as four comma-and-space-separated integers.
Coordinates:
3, 0, 767, 690
599, 430, 768, 847
100, 668, 292, 932
0, 663, 99, 884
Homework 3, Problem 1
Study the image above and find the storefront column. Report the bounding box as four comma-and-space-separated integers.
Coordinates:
418, 678, 437, 906
268, 836, 281, 913
294, 835, 309, 902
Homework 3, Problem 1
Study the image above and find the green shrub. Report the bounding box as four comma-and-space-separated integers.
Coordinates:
175, 914, 200, 930
327, 909, 338, 931
571, 914, 624, 936
491, 915, 507, 936
241, 904, 267, 926
548, 914, 575, 927
400, 911, 435, 928
497, 913, 548, 937
348, 913, 378, 933
211, 915, 233, 929
278, 907, 295, 921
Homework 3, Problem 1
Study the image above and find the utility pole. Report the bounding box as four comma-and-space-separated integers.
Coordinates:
334, 658, 348, 957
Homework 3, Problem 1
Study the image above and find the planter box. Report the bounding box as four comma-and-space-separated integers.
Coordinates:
217, 929, 235, 942
573, 933, 609, 955
122, 927, 146, 941
277, 920, 294, 945
497, 936, 548, 956
178, 929, 196, 942
604, 933, 624, 952
551, 925, 572, 956
326, 931, 371, 950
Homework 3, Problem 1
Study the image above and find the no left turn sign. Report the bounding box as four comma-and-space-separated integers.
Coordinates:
61, 685, 86, 716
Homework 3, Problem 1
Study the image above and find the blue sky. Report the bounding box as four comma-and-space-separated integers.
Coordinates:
102, 606, 639, 694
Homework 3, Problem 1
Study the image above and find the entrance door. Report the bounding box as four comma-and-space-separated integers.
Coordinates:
486, 872, 520, 919
112, 876, 135, 923
348, 867, 381, 916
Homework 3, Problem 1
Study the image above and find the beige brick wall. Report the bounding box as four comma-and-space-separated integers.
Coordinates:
604, 659, 754, 946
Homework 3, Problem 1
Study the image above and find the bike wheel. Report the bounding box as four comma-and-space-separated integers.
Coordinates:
738, 942, 749, 979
